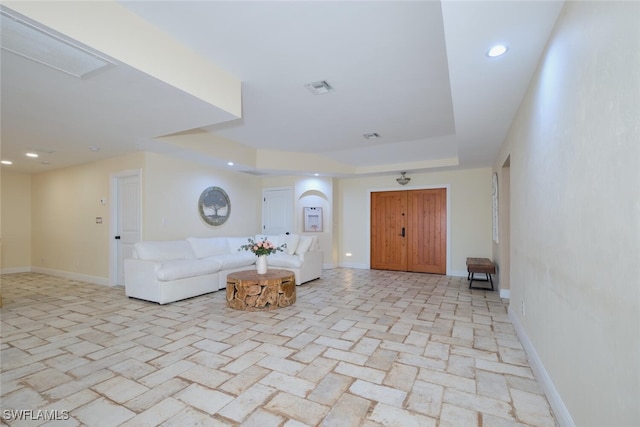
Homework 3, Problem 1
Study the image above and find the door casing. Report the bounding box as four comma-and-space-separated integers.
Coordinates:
368, 185, 451, 275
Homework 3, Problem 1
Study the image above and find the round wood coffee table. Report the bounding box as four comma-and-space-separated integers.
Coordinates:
226, 269, 296, 311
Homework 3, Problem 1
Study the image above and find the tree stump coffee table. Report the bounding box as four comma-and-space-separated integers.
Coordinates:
226, 269, 296, 311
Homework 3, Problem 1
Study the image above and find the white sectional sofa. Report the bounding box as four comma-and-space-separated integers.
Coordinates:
124, 234, 323, 304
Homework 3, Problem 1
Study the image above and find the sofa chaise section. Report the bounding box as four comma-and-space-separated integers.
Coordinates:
124, 240, 224, 305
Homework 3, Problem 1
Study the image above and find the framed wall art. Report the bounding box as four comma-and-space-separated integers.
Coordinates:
198, 186, 230, 226
303, 207, 323, 232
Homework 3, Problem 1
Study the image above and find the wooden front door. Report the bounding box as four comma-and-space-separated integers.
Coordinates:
407, 188, 447, 274
371, 188, 446, 274
370, 191, 407, 271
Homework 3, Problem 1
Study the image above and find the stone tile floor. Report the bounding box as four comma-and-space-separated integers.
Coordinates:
0, 269, 557, 426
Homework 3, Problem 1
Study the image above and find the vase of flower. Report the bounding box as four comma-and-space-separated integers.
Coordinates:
256, 255, 268, 274
238, 237, 287, 275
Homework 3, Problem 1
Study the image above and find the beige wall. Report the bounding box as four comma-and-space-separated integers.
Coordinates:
1, 171, 32, 272
337, 168, 492, 275
30, 152, 145, 281
494, 2, 640, 425
20, 151, 266, 281
143, 152, 261, 240
2, 152, 332, 280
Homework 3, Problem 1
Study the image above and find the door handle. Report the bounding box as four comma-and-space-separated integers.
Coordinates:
399, 227, 405, 237
115, 236, 121, 240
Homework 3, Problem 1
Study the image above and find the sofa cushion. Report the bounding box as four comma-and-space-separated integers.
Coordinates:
295, 235, 313, 254
267, 252, 303, 268
135, 241, 195, 261
278, 234, 300, 255
187, 237, 229, 258
155, 258, 222, 281
207, 251, 256, 270
227, 236, 254, 254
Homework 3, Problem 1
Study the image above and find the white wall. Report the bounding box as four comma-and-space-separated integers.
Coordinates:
337, 168, 492, 275
495, 2, 640, 425
261, 175, 334, 267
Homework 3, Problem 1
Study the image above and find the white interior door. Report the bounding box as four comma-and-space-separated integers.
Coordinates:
262, 188, 293, 235
111, 170, 141, 286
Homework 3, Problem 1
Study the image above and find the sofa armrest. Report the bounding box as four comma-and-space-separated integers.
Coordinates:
124, 258, 160, 299
298, 250, 323, 284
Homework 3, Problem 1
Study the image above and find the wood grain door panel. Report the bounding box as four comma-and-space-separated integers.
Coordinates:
407, 188, 447, 274
370, 191, 407, 271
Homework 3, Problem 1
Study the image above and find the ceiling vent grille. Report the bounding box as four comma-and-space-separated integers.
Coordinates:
305, 80, 334, 95
0, 9, 115, 78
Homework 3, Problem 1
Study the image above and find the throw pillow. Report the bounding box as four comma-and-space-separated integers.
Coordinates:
279, 234, 300, 255
295, 235, 313, 254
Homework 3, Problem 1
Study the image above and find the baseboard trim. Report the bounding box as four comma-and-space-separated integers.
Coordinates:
31, 267, 111, 287
334, 266, 488, 278
449, 269, 468, 277
508, 306, 575, 427
1, 267, 32, 275
339, 262, 369, 269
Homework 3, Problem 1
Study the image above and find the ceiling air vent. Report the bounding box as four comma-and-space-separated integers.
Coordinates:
305, 80, 334, 95
0, 9, 115, 78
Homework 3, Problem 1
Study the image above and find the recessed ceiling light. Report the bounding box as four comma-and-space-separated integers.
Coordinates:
1, 160, 13, 165
26, 152, 39, 158
487, 45, 508, 57
314, 173, 319, 176
227, 161, 234, 166
363, 133, 380, 139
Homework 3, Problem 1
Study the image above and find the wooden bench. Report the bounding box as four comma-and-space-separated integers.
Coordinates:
466, 258, 496, 290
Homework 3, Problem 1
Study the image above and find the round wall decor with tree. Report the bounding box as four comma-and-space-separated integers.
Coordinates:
198, 186, 230, 226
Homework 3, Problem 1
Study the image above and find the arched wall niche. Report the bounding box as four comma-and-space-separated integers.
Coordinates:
298, 188, 330, 245
298, 189, 329, 202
